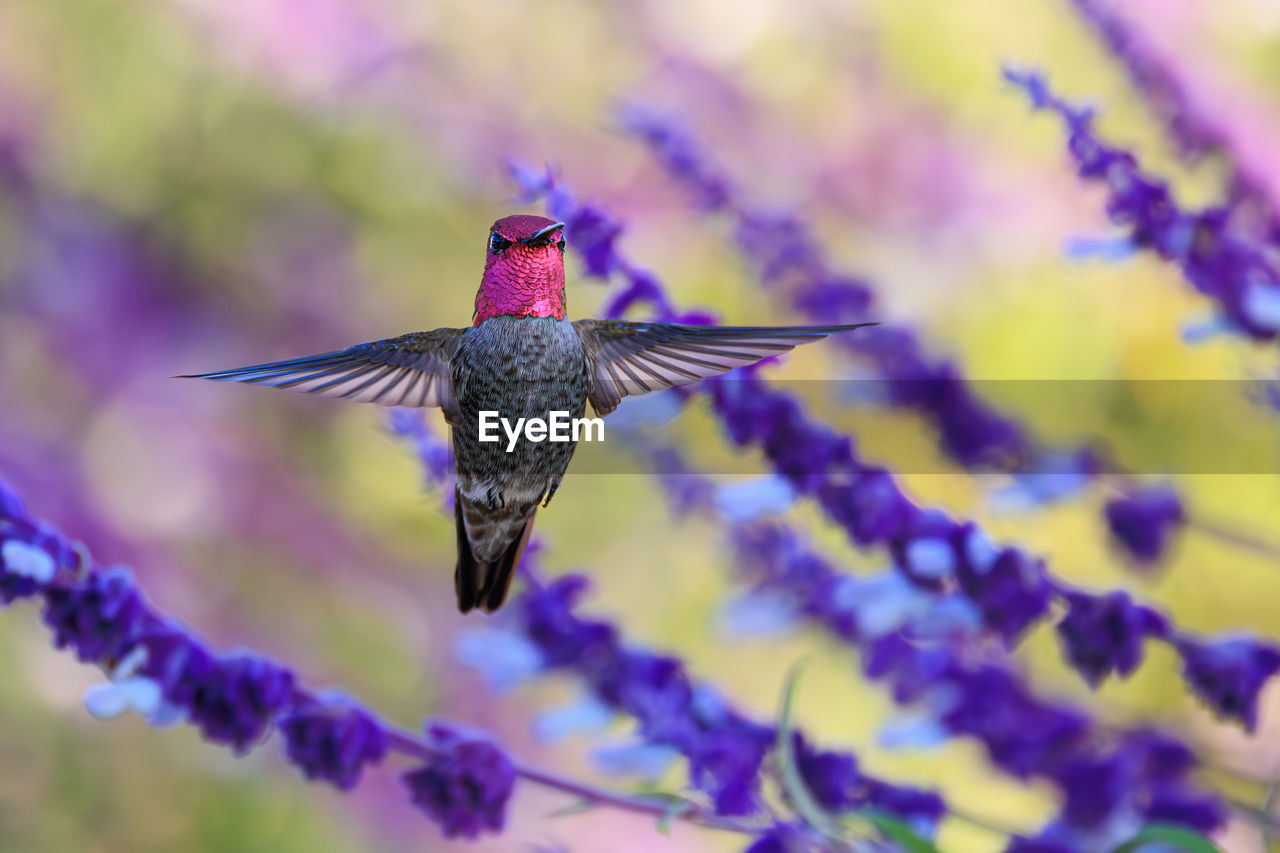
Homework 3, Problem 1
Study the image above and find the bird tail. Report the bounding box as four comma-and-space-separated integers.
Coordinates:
453, 488, 537, 614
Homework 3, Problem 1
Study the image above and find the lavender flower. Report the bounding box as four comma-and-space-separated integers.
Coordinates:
1056, 591, 1168, 686
1068, 0, 1280, 231
42, 567, 147, 663
2, 476, 775, 842
1, 538, 53, 603
1066, 0, 1221, 160
280, 697, 388, 790
618, 105, 731, 212
184, 653, 296, 754
729, 520, 1222, 834
515, 573, 774, 816
1006, 68, 1280, 341
1104, 487, 1186, 564
612, 112, 1036, 472
742, 826, 804, 853
953, 543, 1052, 645
402, 724, 518, 839
503, 566, 944, 822
793, 733, 859, 811
1144, 786, 1227, 833
517, 165, 1279, 728
1176, 636, 1280, 731
604, 104, 1269, 574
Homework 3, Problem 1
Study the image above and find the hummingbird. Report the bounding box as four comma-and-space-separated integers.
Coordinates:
185, 214, 872, 614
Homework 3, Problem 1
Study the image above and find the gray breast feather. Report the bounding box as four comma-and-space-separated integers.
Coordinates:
449, 317, 592, 506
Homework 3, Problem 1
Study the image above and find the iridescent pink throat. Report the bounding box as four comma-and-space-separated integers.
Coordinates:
473, 246, 567, 325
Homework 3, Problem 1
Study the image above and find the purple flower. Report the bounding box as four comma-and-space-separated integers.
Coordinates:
889, 366, 1030, 469
1, 539, 48, 603
1104, 488, 1185, 564
793, 276, 872, 321
139, 628, 219, 708
515, 574, 779, 815
1177, 636, 1280, 731
1120, 728, 1196, 781
619, 104, 731, 212
385, 409, 453, 487
732, 214, 818, 284
820, 471, 916, 547
794, 733, 859, 810
602, 270, 662, 317
617, 108, 1041, 471
686, 726, 769, 815
139, 631, 296, 752
939, 667, 1090, 777
862, 634, 953, 705
1056, 591, 1168, 686
1058, 755, 1130, 828
280, 699, 388, 790
1067, 0, 1223, 160
856, 779, 945, 826
1007, 68, 1280, 342
742, 826, 803, 853
186, 653, 296, 753
1005, 835, 1077, 853
41, 567, 146, 663
403, 725, 517, 839
563, 203, 624, 279
518, 575, 618, 668
1144, 786, 1227, 833
596, 652, 697, 741
954, 546, 1051, 644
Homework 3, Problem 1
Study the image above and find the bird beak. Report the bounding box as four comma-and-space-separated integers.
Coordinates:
523, 222, 566, 245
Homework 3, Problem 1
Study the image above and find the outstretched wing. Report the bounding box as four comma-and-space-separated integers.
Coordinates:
180, 329, 467, 409
573, 320, 875, 416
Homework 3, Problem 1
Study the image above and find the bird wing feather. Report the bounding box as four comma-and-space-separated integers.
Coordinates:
180, 329, 467, 412
572, 320, 876, 415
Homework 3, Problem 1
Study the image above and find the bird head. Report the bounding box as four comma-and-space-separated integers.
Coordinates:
475, 214, 568, 325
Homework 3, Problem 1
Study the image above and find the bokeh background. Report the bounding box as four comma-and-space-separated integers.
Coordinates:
2, 0, 1280, 851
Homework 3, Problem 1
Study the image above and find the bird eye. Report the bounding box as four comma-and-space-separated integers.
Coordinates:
489, 233, 512, 254
556, 236, 566, 254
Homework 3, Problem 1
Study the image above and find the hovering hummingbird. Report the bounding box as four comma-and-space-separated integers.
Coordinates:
185, 214, 872, 614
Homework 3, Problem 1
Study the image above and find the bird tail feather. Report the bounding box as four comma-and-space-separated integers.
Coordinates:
454, 489, 537, 614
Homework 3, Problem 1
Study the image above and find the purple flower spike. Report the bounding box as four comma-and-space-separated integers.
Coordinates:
41, 567, 146, 663
1008, 68, 1280, 343
1177, 636, 1280, 731
1104, 487, 1186, 564
280, 699, 388, 790
403, 724, 517, 839
1056, 591, 1168, 687
618, 105, 731, 212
